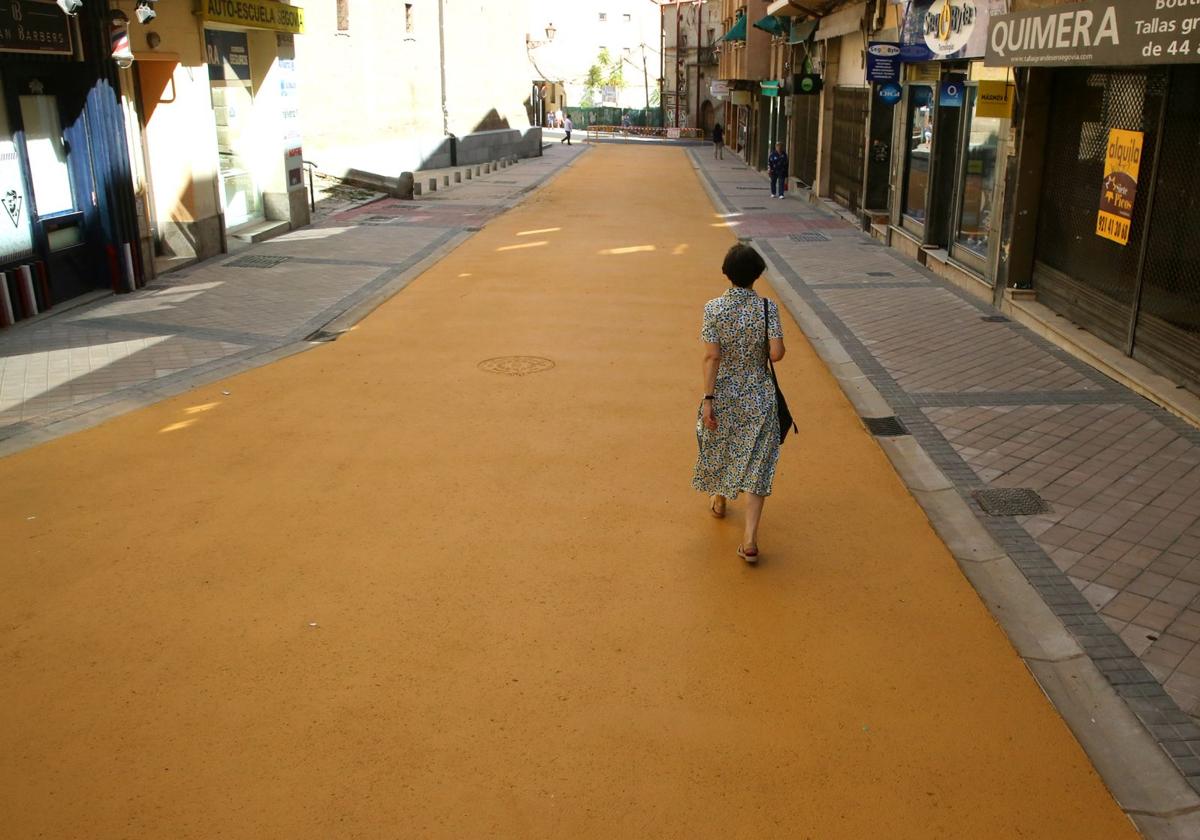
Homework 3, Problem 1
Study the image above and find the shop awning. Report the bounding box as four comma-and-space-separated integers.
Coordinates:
814, 1, 865, 41
720, 15, 747, 42
789, 19, 817, 44
753, 15, 787, 37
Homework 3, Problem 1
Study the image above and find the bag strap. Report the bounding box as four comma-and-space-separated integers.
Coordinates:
763, 298, 779, 381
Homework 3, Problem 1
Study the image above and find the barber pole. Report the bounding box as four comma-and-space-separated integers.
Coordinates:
111, 21, 131, 64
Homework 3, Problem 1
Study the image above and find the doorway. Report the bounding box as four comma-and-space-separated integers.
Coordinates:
3, 67, 98, 302
700, 100, 715, 137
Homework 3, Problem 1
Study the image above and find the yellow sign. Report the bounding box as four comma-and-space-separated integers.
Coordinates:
1096, 129, 1143, 247
201, 0, 304, 34
976, 81, 1013, 119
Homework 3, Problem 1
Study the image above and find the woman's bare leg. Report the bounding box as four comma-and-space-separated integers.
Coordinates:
743, 493, 765, 550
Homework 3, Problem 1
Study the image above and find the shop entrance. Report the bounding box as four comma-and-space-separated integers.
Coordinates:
791, 93, 819, 187
206, 29, 262, 230
3, 66, 99, 302
1034, 66, 1200, 389
830, 86, 867, 212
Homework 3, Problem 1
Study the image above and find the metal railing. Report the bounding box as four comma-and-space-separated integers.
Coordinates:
585, 125, 705, 141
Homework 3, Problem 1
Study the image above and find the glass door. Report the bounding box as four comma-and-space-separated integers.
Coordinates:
950, 87, 1004, 277
900, 84, 934, 235
9, 70, 97, 302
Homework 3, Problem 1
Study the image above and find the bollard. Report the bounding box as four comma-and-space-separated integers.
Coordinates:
454, 171, 462, 183
428, 178, 437, 192
442, 174, 450, 187
475, 165, 481, 176
414, 181, 423, 196
483, 163, 490, 174
465, 168, 472, 180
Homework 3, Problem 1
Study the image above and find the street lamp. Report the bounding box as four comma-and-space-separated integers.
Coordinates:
527, 22, 556, 49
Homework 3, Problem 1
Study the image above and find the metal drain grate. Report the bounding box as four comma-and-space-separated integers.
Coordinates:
743, 206, 768, 210
972, 488, 1052, 516
736, 186, 771, 190
868, 271, 894, 277
980, 314, 1010, 323
226, 254, 289, 269
862, 416, 909, 436
305, 329, 344, 342
790, 232, 831, 243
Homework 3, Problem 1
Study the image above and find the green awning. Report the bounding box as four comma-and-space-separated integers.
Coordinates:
753, 15, 787, 37
789, 19, 817, 44
720, 15, 747, 42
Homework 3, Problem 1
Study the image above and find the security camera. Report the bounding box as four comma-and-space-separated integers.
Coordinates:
56, 0, 82, 15
135, 0, 156, 23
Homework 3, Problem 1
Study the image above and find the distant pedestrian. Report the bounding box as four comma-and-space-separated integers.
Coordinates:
561, 113, 574, 145
693, 244, 788, 565
712, 122, 725, 159
621, 112, 632, 134
768, 141, 788, 199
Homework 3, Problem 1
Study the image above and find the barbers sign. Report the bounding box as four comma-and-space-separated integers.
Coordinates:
986, 0, 1200, 66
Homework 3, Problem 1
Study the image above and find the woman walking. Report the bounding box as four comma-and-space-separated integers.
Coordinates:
692, 244, 787, 564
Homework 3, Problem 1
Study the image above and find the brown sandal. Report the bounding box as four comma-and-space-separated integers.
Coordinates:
710, 495, 726, 518
737, 544, 759, 565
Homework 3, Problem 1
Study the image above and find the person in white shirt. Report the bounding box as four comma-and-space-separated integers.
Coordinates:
561, 114, 574, 145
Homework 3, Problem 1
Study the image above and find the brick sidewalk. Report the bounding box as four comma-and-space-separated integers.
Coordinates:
0, 145, 583, 447
690, 149, 1200, 792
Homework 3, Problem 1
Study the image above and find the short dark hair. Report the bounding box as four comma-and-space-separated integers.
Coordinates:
722, 243, 766, 288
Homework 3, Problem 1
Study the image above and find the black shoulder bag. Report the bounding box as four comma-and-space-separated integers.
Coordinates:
764, 298, 798, 444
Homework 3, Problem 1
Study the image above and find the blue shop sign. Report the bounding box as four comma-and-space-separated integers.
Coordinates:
877, 82, 903, 106
866, 41, 901, 83
899, 0, 1009, 63
938, 79, 965, 107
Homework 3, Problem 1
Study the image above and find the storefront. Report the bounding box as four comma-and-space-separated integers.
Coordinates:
117, 0, 306, 276
0, 0, 141, 324
987, 0, 1200, 389
891, 0, 1010, 282
818, 3, 869, 211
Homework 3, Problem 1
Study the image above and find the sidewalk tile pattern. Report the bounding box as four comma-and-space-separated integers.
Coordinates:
690, 148, 1200, 793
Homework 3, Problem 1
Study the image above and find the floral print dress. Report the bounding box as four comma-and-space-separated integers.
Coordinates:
692, 287, 784, 499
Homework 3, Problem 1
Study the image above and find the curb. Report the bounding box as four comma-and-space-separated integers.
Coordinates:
0, 148, 590, 459
687, 150, 1200, 839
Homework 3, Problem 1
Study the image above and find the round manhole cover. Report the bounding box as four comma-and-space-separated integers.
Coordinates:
477, 356, 555, 376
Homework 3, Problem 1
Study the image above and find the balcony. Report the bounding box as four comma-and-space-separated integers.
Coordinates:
698, 46, 718, 66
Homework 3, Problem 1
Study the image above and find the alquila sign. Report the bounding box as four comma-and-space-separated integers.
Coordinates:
986, 0, 1200, 66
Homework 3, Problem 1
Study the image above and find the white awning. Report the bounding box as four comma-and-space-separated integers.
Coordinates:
766, 0, 811, 16
813, 1, 865, 41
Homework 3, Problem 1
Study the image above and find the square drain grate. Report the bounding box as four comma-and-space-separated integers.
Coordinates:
980, 314, 1010, 323
862, 416, 909, 437
226, 255, 289, 269
790, 231, 831, 243
972, 488, 1052, 516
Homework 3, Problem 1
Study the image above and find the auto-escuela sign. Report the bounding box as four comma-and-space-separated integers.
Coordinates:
201, 0, 304, 34
986, 0, 1200, 67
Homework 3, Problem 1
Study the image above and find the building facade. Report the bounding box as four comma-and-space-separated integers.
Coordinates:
708, 0, 1200, 400
661, 0, 722, 133
0, 0, 142, 325
526, 0, 662, 116
112, 0, 309, 278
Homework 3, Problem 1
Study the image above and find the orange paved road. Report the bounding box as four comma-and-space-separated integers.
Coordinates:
1, 146, 1136, 838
